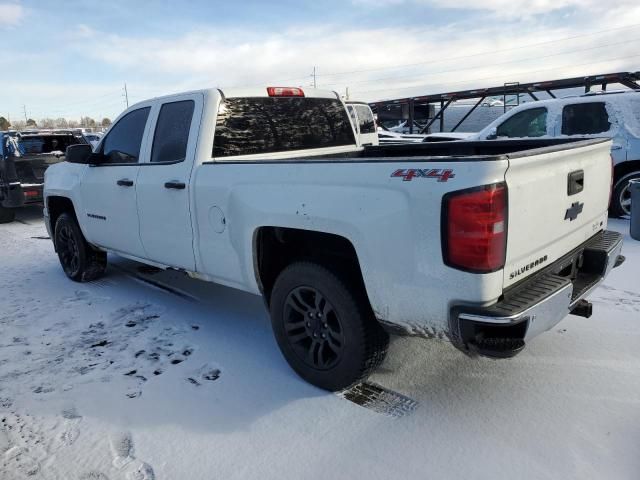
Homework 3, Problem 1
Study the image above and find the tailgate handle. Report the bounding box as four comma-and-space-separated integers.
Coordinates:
567, 170, 584, 196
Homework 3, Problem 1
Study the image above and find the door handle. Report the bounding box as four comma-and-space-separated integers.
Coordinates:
117, 179, 134, 187
164, 181, 186, 190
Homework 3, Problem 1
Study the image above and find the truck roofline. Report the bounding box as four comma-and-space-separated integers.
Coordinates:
125, 87, 340, 110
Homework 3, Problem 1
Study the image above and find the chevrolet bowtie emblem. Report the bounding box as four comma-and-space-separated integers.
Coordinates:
564, 201, 584, 221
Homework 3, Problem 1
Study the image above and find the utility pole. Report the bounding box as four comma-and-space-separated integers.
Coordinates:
345, 87, 350, 100
123, 83, 129, 108
23, 105, 27, 122
311, 67, 317, 88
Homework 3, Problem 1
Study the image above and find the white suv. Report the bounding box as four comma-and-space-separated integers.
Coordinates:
471, 91, 640, 217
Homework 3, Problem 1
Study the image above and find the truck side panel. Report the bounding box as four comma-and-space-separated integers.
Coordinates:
192, 159, 509, 336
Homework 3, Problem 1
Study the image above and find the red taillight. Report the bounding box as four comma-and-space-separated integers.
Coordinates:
267, 87, 304, 97
24, 190, 38, 198
443, 183, 507, 273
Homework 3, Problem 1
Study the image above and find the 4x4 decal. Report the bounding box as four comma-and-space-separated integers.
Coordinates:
391, 168, 455, 182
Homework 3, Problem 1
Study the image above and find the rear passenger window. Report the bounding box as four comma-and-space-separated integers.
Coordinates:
102, 107, 150, 164
151, 100, 195, 163
496, 107, 547, 138
213, 97, 355, 157
561, 102, 610, 135
355, 105, 376, 134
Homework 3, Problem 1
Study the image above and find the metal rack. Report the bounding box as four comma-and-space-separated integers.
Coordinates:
369, 71, 640, 134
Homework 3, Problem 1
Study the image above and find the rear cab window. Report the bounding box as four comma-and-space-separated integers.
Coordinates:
561, 102, 610, 135
212, 97, 356, 158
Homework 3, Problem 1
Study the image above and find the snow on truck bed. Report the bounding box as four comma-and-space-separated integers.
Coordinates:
0, 207, 638, 480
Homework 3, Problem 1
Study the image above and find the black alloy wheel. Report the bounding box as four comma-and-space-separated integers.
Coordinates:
57, 222, 81, 277
270, 261, 389, 391
54, 212, 107, 282
284, 286, 346, 370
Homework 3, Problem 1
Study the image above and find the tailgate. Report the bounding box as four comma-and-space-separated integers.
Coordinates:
503, 139, 612, 288
14, 154, 63, 183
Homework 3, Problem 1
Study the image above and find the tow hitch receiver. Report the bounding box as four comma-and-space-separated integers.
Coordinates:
570, 299, 593, 318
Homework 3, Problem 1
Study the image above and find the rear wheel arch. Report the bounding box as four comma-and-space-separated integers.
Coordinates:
252, 226, 370, 308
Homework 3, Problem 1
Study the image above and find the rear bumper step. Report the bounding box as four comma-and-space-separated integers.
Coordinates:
451, 230, 624, 358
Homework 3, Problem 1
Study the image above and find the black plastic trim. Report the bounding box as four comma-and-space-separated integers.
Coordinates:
90, 159, 186, 167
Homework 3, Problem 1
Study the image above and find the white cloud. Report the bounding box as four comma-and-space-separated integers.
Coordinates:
70, 13, 640, 104
4, 5, 640, 119
354, 0, 639, 18
0, 2, 24, 27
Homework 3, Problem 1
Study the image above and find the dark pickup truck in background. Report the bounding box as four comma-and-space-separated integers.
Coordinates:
0, 131, 86, 223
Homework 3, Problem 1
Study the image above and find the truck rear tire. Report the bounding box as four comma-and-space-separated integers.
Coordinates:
269, 261, 388, 391
0, 206, 16, 224
54, 213, 107, 282
611, 171, 640, 217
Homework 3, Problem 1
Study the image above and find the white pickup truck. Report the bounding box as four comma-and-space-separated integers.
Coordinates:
44, 86, 624, 391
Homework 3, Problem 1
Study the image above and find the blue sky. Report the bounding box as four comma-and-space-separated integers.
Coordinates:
1, 0, 639, 122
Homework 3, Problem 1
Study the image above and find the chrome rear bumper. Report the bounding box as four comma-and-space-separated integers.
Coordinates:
451, 230, 624, 358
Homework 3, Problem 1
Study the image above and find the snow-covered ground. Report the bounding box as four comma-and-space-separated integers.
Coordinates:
1, 206, 639, 480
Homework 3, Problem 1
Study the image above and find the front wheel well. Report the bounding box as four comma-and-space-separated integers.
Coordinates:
47, 196, 77, 242
254, 227, 367, 307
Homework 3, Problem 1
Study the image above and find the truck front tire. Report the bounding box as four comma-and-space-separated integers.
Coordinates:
269, 261, 388, 391
54, 213, 107, 282
0, 206, 16, 224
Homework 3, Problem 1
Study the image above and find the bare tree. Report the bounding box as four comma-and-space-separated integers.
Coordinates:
40, 118, 55, 129
80, 116, 96, 128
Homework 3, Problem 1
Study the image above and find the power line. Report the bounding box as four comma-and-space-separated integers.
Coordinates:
318, 36, 640, 89
314, 22, 640, 79
351, 52, 640, 97
224, 22, 640, 90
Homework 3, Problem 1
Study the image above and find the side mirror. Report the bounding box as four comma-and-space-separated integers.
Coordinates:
65, 144, 93, 164
485, 128, 498, 140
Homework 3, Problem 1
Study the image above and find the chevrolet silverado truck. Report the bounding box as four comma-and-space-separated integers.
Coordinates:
1, 131, 86, 223
44, 87, 624, 391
